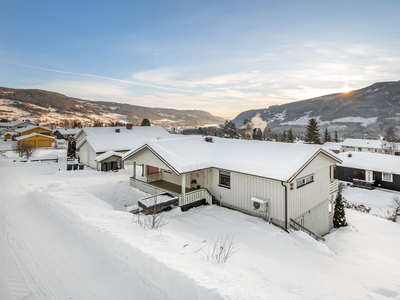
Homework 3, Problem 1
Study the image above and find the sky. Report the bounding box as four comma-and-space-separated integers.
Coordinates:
1, 0, 400, 119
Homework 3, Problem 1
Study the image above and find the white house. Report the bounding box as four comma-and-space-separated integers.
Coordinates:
339, 138, 384, 154
323, 142, 342, 154
122, 136, 342, 236
0, 121, 36, 136
76, 125, 173, 170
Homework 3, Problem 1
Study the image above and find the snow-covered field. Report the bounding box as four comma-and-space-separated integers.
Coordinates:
1, 147, 399, 299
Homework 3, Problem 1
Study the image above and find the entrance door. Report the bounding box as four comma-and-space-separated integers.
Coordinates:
365, 170, 373, 182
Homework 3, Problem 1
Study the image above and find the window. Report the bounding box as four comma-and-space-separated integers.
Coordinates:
358, 148, 362, 152
296, 174, 314, 188
163, 169, 172, 174
382, 172, 393, 182
219, 170, 230, 188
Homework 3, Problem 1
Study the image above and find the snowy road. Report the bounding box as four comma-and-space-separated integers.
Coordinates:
0, 158, 167, 300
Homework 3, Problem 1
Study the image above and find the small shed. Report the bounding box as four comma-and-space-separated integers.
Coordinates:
95, 151, 124, 171
4, 132, 17, 140
15, 133, 55, 148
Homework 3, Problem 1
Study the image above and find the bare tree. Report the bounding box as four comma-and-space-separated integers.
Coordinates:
196, 232, 236, 263
22, 143, 36, 159
131, 195, 169, 230
382, 126, 399, 155
387, 195, 400, 222
12, 142, 24, 157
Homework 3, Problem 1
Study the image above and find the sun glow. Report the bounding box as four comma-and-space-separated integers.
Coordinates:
342, 84, 352, 93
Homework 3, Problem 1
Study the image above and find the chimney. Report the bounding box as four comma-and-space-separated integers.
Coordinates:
126, 123, 133, 130
348, 152, 352, 157
115, 128, 120, 133
205, 137, 213, 143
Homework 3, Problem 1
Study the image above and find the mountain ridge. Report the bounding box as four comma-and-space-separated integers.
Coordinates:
232, 81, 400, 138
0, 86, 224, 128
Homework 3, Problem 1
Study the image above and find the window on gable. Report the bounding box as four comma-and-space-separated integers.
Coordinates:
358, 148, 362, 151
219, 170, 230, 188
382, 172, 393, 182
296, 174, 314, 188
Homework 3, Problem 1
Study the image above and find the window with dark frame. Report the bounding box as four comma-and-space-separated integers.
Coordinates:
296, 174, 314, 188
219, 170, 230, 187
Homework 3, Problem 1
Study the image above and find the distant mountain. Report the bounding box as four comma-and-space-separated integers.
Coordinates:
0, 87, 224, 128
233, 81, 400, 138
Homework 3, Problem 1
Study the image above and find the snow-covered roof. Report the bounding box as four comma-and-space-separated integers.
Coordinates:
123, 136, 342, 182
0, 121, 32, 128
337, 152, 400, 175
15, 133, 55, 141
75, 126, 169, 140
341, 138, 383, 149
323, 142, 342, 151
15, 125, 52, 133
77, 134, 148, 153
54, 128, 80, 135
95, 151, 123, 162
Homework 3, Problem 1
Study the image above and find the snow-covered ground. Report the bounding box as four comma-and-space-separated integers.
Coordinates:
1, 148, 399, 299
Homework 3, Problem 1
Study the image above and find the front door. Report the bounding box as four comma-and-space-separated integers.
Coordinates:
365, 170, 373, 182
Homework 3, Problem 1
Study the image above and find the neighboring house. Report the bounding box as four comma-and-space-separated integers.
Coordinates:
122, 136, 342, 236
0, 121, 36, 131
74, 124, 170, 144
15, 133, 55, 148
323, 142, 342, 154
76, 125, 173, 170
53, 128, 80, 140
339, 138, 384, 154
335, 152, 400, 191
15, 125, 54, 137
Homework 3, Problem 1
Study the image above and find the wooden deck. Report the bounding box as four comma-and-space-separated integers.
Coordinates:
148, 180, 197, 194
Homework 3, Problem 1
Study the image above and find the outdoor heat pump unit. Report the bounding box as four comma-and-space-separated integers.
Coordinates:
251, 197, 269, 213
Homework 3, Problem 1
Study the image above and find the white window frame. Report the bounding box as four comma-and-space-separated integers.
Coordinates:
296, 174, 314, 188
382, 172, 393, 182
219, 170, 231, 188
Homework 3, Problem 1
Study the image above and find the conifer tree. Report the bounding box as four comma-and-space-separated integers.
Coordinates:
281, 130, 287, 142
333, 191, 347, 228
218, 120, 239, 139
241, 119, 252, 140
323, 128, 331, 143
197, 127, 205, 135
287, 128, 295, 143
140, 118, 151, 126
67, 138, 76, 158
304, 118, 321, 144
333, 131, 339, 142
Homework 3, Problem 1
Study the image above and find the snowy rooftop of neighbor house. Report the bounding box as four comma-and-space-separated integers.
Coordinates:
322, 142, 342, 151
75, 126, 170, 139
341, 138, 383, 149
54, 128, 80, 135
15, 125, 52, 133
15, 133, 55, 141
95, 151, 123, 162
337, 152, 400, 174
123, 136, 342, 182
0, 121, 32, 128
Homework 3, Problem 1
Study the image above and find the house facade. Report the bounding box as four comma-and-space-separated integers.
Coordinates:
123, 137, 341, 236
53, 128, 80, 140
15, 133, 55, 148
335, 152, 400, 191
339, 138, 384, 154
15, 125, 54, 137
76, 125, 172, 170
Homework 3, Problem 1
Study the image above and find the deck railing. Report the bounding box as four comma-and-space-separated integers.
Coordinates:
146, 172, 162, 183
353, 179, 375, 190
130, 178, 212, 207
179, 188, 213, 206
330, 179, 339, 194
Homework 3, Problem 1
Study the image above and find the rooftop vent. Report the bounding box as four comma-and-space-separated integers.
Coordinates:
205, 137, 213, 143
348, 152, 352, 157
126, 124, 133, 130
115, 128, 120, 133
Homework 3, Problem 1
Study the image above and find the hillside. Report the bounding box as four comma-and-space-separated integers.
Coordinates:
0, 87, 224, 128
233, 81, 400, 138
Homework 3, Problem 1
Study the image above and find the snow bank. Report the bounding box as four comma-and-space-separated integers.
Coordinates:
33, 184, 223, 300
